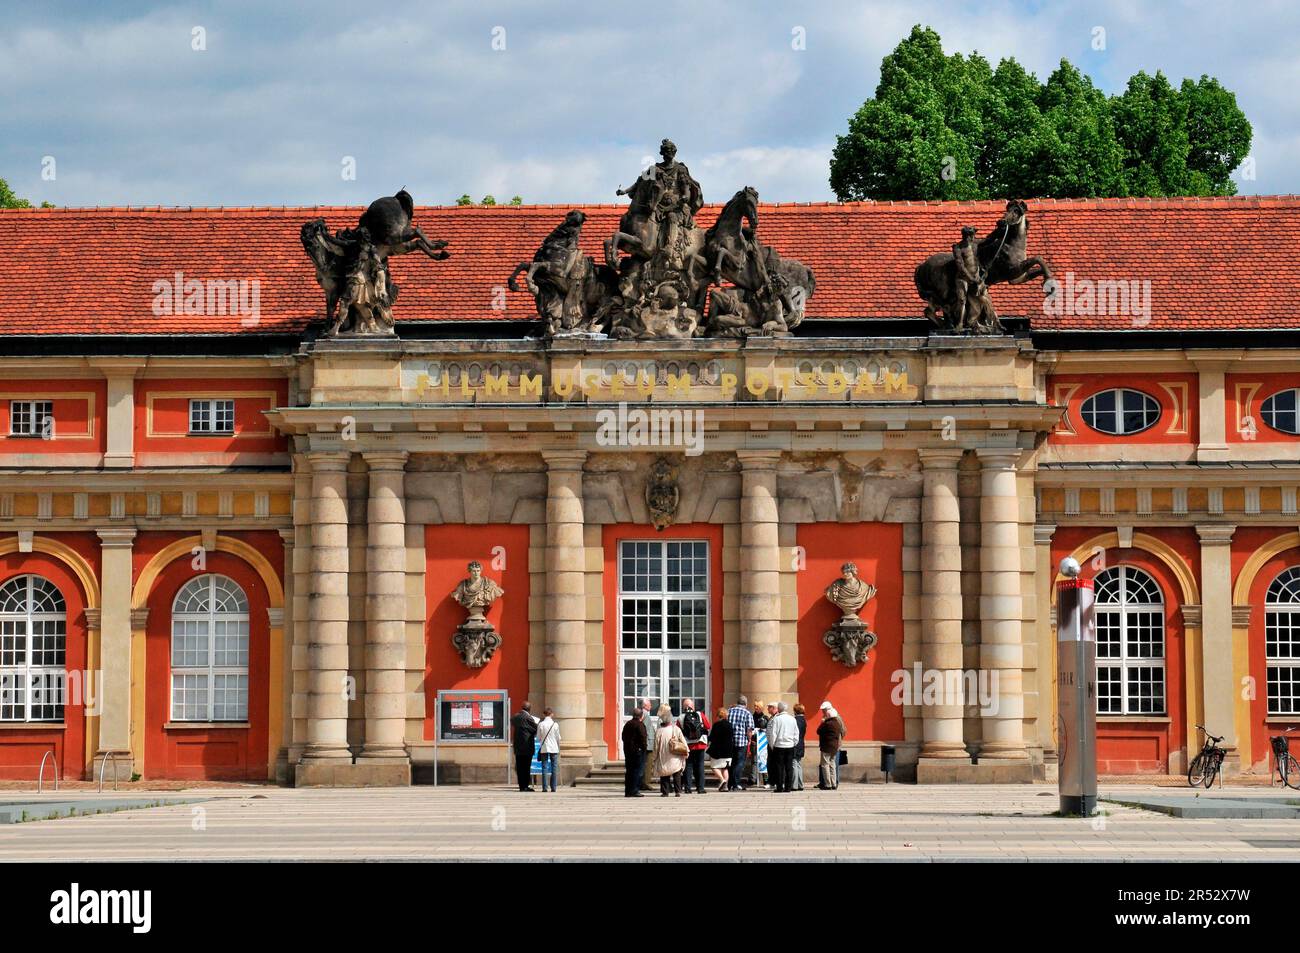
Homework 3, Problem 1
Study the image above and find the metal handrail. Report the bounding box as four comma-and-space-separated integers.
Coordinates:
37, 750, 59, 794
97, 750, 126, 793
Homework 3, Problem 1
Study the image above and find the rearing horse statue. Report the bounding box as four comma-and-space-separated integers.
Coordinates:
703, 187, 766, 291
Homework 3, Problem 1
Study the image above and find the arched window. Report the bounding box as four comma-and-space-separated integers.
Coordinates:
0, 574, 67, 722
1093, 565, 1165, 715
1079, 388, 1161, 436
171, 574, 249, 722
1265, 567, 1300, 715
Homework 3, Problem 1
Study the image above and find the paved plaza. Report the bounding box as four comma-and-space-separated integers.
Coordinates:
2, 783, 1299, 861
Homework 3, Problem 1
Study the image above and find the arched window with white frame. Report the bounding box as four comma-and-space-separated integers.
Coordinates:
1093, 565, 1166, 715
1265, 567, 1300, 716
0, 574, 67, 722
171, 574, 249, 722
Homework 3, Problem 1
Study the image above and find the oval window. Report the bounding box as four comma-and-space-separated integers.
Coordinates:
1080, 388, 1161, 436
1261, 389, 1300, 435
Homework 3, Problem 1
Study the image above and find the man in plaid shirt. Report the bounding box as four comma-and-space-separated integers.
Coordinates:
727, 695, 755, 791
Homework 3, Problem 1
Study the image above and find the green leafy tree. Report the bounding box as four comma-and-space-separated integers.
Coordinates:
830, 26, 1251, 200
456, 193, 473, 206
0, 177, 52, 208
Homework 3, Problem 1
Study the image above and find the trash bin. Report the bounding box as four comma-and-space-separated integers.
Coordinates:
880, 744, 896, 782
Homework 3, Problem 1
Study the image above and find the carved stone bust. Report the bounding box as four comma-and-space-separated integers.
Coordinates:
453, 560, 504, 620
822, 562, 878, 667
451, 561, 504, 668
824, 562, 877, 620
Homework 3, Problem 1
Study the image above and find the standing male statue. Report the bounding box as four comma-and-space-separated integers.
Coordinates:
617, 138, 703, 267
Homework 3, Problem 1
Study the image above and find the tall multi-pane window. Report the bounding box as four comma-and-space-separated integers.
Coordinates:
188, 398, 235, 435
1265, 567, 1300, 715
1094, 565, 1166, 715
9, 400, 53, 437
618, 540, 709, 748
171, 574, 250, 722
0, 575, 66, 722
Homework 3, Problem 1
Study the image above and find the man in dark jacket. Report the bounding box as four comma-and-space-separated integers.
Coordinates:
511, 701, 538, 792
622, 709, 648, 797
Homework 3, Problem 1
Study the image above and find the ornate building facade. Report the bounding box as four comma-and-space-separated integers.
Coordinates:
1, 191, 1298, 785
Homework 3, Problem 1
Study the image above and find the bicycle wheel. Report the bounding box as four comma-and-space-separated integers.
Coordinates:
1203, 751, 1221, 788
1285, 754, 1300, 791
1188, 751, 1206, 786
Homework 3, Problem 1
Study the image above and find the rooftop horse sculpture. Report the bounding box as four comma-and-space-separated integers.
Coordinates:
300, 190, 451, 337
914, 199, 1052, 334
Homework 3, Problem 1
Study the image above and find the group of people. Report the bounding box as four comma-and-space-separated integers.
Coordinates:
510, 701, 562, 792
621, 695, 847, 797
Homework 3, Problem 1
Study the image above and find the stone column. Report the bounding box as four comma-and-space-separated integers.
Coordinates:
361, 451, 410, 763
1197, 523, 1238, 772
737, 451, 782, 703
300, 451, 353, 768
542, 450, 591, 762
95, 528, 136, 778
1033, 522, 1058, 775
976, 449, 1028, 760
917, 449, 967, 760
275, 527, 295, 782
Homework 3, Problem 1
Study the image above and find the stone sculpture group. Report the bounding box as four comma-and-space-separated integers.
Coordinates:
299, 145, 1053, 340
508, 140, 816, 340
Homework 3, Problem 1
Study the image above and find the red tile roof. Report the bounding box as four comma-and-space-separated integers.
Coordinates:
1, 196, 1296, 336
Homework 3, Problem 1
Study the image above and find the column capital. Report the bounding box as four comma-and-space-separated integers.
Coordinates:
96, 528, 137, 548
1181, 604, 1203, 627
1232, 604, 1252, 627
130, 607, 150, 629
278, 527, 296, 546
1195, 523, 1237, 546
361, 450, 410, 471
83, 607, 101, 630
306, 450, 352, 471
917, 447, 964, 469
1033, 523, 1057, 546
735, 449, 783, 469
541, 449, 587, 470
974, 447, 1023, 468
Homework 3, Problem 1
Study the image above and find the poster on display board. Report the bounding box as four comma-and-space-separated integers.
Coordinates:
435, 689, 509, 743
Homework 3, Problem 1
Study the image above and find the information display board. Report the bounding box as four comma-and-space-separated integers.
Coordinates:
435, 690, 509, 744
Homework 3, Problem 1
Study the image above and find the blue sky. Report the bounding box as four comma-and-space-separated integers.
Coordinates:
2, 0, 1294, 207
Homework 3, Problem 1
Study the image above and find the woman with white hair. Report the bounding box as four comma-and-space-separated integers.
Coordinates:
653, 704, 689, 797
816, 704, 846, 790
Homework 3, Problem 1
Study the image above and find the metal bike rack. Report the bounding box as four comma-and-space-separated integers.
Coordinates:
97, 750, 127, 793
37, 750, 59, 794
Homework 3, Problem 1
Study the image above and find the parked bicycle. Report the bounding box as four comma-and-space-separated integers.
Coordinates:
1271, 727, 1300, 789
1187, 724, 1225, 788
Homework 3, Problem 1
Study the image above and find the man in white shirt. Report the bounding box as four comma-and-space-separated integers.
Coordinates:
766, 701, 799, 793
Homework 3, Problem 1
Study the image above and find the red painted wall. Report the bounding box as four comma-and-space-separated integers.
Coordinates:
1052, 527, 1195, 773
0, 534, 98, 780
142, 547, 272, 780
795, 522, 905, 744
134, 377, 288, 455
0, 379, 106, 455
1226, 373, 1300, 444
600, 523, 725, 760
1046, 373, 1198, 446
1236, 528, 1300, 768
423, 524, 531, 740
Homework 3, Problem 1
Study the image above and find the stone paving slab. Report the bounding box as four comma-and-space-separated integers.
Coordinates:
0, 783, 1297, 861
1102, 794, 1300, 818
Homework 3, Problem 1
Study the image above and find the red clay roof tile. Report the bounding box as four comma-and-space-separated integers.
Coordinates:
0, 196, 1295, 336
